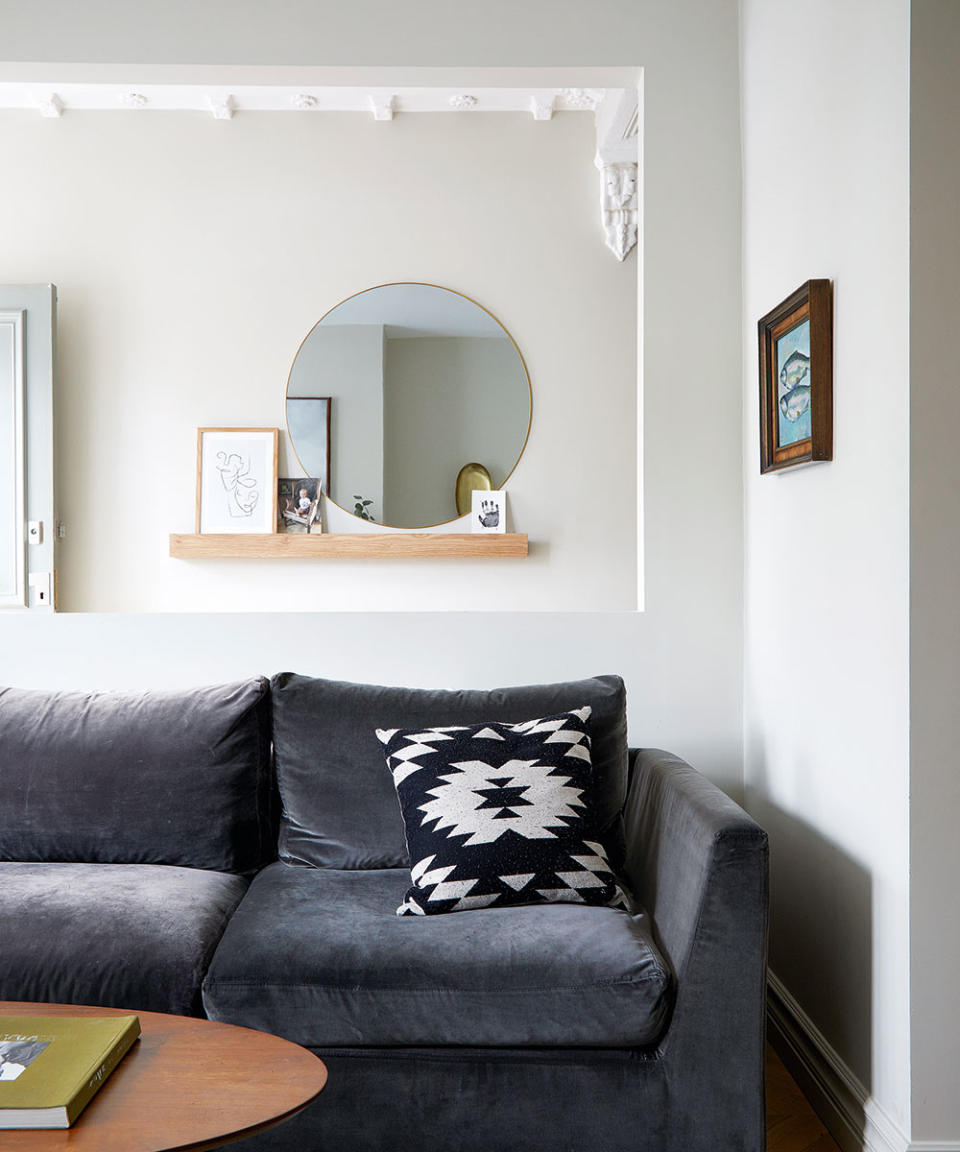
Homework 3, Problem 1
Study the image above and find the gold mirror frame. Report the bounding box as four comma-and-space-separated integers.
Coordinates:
285, 282, 532, 530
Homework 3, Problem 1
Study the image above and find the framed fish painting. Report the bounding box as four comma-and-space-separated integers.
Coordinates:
758, 280, 833, 473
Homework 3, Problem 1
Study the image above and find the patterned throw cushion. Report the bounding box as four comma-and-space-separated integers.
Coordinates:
377, 707, 628, 917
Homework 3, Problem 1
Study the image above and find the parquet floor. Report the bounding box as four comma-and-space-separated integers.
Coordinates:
766, 1043, 842, 1152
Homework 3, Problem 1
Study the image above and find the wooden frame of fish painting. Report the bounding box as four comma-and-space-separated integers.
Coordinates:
758, 279, 833, 473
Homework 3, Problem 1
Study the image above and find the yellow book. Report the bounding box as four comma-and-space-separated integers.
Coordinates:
0, 1014, 140, 1128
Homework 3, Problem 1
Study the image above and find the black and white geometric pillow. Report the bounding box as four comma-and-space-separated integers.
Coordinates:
377, 707, 629, 917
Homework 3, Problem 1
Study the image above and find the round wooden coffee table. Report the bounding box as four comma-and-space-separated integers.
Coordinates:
0, 1002, 327, 1151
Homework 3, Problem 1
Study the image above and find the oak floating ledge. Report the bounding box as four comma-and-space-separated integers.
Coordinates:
169, 533, 528, 559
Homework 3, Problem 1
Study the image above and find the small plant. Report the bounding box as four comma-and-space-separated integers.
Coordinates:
353, 495, 376, 522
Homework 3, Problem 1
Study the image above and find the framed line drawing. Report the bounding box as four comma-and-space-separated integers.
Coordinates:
195, 428, 279, 534
758, 279, 833, 473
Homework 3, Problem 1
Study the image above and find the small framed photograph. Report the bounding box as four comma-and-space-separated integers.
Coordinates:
195, 428, 279, 534
471, 489, 507, 534
278, 478, 323, 533
758, 279, 833, 473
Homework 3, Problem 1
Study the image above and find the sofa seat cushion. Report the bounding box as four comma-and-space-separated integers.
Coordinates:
0, 862, 248, 1016
202, 863, 673, 1048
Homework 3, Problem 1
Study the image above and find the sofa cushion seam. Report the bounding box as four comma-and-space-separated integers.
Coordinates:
202, 974, 669, 994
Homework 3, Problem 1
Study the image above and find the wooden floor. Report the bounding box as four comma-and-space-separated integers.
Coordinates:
766, 1043, 842, 1152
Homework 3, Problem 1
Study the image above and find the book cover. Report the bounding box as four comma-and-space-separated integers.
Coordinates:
0, 1014, 140, 1128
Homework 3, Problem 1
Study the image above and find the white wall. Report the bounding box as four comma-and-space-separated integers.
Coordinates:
909, 1, 960, 1141
741, 0, 911, 1139
0, 108, 637, 611
0, 5, 745, 773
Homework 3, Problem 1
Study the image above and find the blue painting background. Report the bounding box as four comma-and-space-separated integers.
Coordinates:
776, 319, 811, 447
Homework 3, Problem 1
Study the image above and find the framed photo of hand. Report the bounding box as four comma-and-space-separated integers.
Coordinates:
471, 490, 506, 534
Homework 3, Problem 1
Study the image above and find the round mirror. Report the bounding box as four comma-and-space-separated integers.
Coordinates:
286, 283, 531, 529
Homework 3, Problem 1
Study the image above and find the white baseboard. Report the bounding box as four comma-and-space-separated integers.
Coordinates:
766, 971, 909, 1152
768, 971, 960, 1152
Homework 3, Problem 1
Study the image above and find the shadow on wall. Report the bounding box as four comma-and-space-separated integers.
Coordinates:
745, 755, 873, 1123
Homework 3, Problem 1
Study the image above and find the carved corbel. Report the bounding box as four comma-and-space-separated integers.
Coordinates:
597, 161, 638, 262
594, 89, 640, 261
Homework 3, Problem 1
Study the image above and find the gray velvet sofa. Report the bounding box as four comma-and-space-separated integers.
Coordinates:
0, 673, 768, 1152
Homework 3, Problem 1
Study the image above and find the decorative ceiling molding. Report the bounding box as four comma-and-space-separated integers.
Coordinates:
595, 87, 639, 166
208, 94, 234, 121
0, 81, 641, 262
35, 93, 62, 118
559, 87, 601, 111
0, 83, 610, 119
368, 94, 395, 121
530, 95, 555, 121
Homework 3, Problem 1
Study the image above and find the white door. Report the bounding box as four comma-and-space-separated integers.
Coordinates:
0, 310, 26, 607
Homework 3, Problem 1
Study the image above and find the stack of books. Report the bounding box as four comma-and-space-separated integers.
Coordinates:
0, 1014, 140, 1128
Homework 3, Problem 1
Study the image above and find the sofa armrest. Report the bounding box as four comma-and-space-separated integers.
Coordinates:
623, 749, 768, 1063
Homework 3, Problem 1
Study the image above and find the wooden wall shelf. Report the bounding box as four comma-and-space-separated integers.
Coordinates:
169, 533, 528, 559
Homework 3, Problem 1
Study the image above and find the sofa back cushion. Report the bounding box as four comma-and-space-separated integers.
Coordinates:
271, 673, 628, 869
0, 678, 273, 873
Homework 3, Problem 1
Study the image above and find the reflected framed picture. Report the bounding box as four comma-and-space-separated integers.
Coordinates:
195, 428, 279, 534
286, 397, 331, 496
758, 280, 833, 473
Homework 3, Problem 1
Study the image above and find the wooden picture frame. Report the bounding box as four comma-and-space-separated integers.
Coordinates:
195, 428, 279, 534
758, 279, 833, 473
